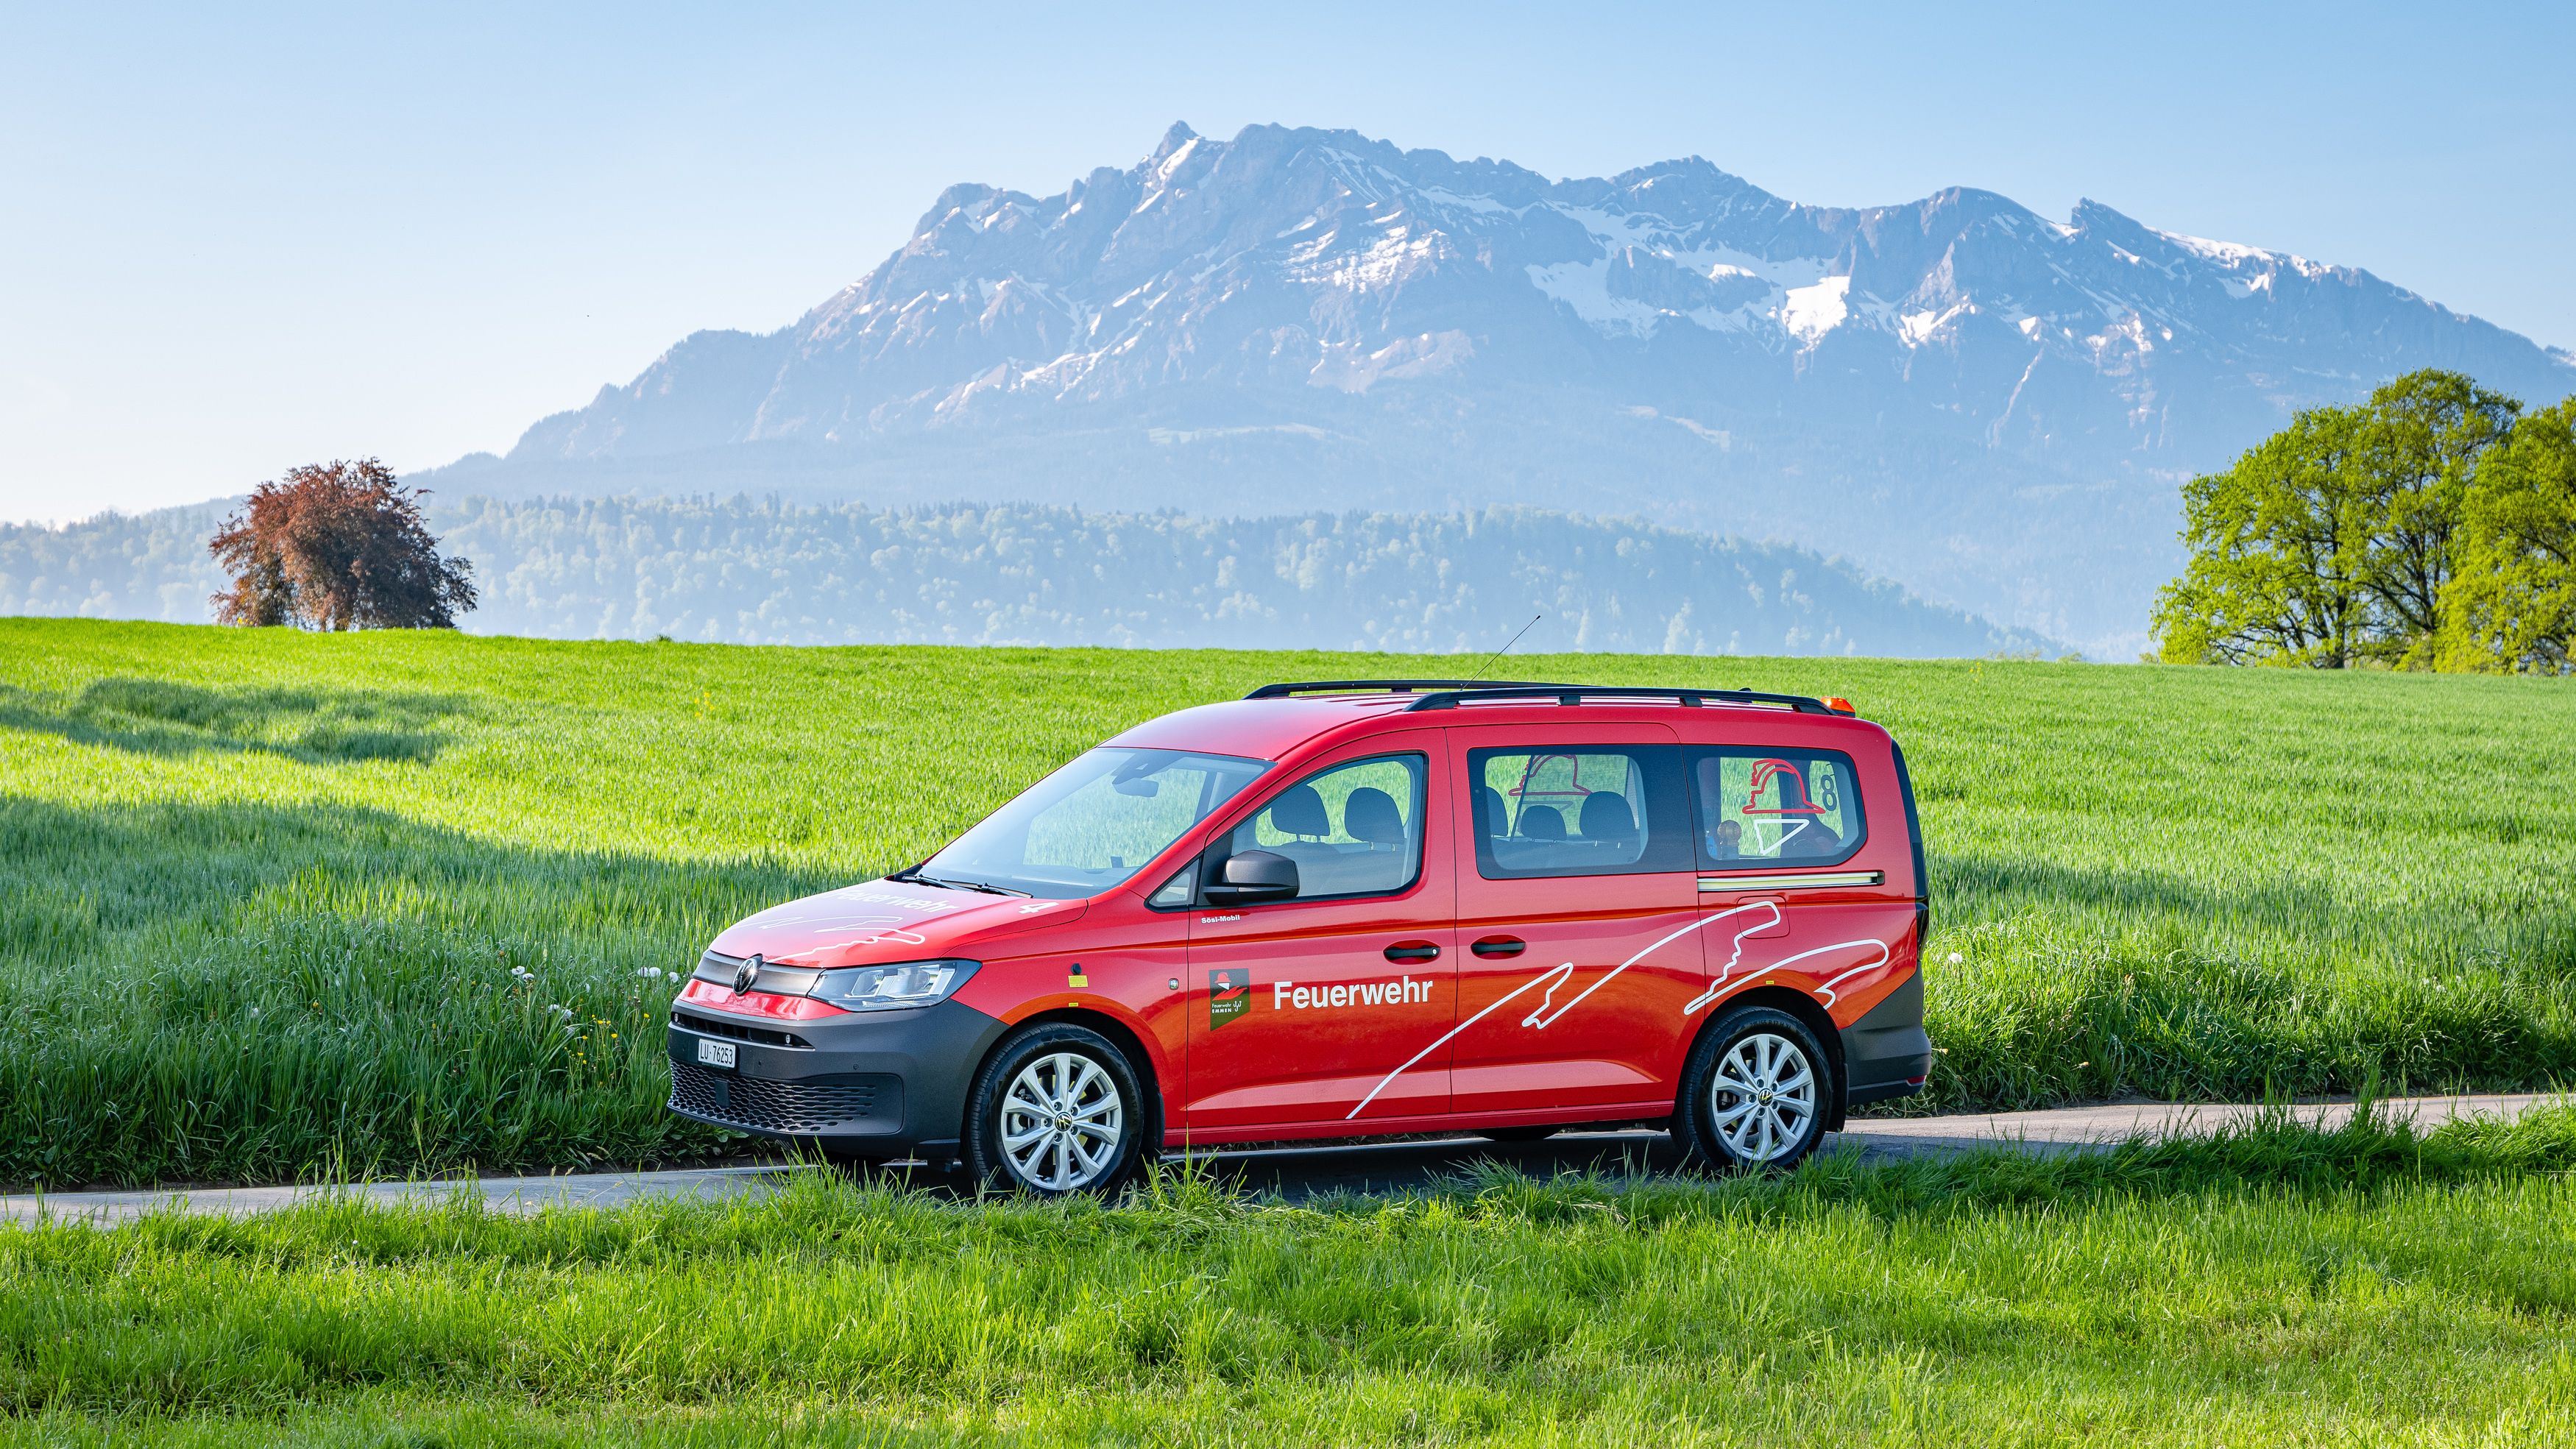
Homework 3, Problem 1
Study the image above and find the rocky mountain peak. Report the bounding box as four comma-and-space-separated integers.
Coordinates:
481, 123, 2574, 656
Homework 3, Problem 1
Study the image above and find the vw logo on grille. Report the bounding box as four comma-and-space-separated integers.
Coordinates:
733, 953, 765, 993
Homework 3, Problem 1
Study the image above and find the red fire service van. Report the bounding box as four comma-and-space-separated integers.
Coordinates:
665, 681, 1932, 1192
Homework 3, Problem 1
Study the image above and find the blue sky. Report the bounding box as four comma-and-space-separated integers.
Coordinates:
4, 1, 2570, 522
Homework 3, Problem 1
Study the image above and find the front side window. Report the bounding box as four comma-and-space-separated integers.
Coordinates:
1211, 754, 1428, 901
921, 747, 1270, 899
1469, 746, 1693, 879
1691, 747, 1866, 868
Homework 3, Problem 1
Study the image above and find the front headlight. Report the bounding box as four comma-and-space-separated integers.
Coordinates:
810, 959, 980, 1012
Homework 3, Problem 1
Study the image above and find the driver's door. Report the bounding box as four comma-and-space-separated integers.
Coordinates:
1182, 735, 1457, 1133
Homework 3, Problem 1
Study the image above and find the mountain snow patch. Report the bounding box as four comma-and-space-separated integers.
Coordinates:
1780, 277, 1852, 345
1308, 330, 1474, 392
1527, 260, 1663, 336
2154, 228, 2273, 265
1899, 303, 1970, 347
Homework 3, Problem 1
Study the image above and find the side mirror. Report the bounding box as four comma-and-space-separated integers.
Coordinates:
1203, 849, 1298, 905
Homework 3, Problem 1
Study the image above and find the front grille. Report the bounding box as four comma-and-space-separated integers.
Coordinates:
695, 949, 823, 996
671, 1010, 811, 1049
669, 1059, 899, 1135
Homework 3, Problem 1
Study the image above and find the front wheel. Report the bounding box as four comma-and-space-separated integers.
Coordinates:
1677, 1007, 1830, 1171
963, 1023, 1147, 1196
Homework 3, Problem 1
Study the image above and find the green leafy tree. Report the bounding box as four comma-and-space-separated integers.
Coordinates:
2442, 398, 2576, 674
2151, 405, 2375, 666
2352, 369, 2520, 667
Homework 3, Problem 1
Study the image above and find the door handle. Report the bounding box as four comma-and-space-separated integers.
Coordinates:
1383, 941, 1443, 963
1471, 936, 1526, 959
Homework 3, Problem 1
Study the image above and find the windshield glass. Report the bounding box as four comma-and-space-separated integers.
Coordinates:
916, 747, 1272, 900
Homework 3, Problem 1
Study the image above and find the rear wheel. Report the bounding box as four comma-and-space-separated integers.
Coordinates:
963, 1023, 1147, 1196
1677, 1007, 1829, 1171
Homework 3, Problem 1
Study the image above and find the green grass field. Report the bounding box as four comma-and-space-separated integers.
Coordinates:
1, 618, 2572, 1188
7, 1109, 2576, 1446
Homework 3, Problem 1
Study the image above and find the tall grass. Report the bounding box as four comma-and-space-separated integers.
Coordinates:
1, 619, 2572, 1187
6, 1110, 2576, 1445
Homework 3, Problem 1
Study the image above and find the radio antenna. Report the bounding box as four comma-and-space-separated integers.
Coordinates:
1464, 614, 1543, 684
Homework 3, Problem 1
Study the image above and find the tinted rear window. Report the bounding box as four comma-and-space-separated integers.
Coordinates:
1468, 745, 1694, 879
1690, 746, 1866, 869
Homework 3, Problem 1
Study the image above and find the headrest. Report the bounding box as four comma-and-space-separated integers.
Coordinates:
1266, 784, 1330, 838
1516, 804, 1567, 840
1578, 791, 1638, 843
1342, 787, 1406, 844
1477, 786, 1509, 836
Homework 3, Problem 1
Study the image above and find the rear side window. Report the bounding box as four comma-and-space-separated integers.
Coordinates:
1690, 747, 1866, 869
1214, 754, 1428, 901
1468, 746, 1694, 879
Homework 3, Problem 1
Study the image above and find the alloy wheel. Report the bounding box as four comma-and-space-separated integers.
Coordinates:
1707, 1031, 1816, 1163
999, 1050, 1126, 1191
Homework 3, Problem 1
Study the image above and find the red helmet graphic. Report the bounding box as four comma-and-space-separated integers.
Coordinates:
1740, 758, 1826, 816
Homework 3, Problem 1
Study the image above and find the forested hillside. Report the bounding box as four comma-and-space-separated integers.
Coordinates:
0, 497, 2056, 656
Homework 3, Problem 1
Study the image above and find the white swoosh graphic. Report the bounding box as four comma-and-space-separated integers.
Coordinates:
1344, 960, 1576, 1120
1685, 937, 1890, 1015
1345, 901, 1894, 1120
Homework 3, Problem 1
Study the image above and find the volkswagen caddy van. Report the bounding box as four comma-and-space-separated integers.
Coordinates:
665, 681, 1932, 1192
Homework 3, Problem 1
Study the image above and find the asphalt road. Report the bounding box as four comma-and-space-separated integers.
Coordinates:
5, 1093, 2558, 1226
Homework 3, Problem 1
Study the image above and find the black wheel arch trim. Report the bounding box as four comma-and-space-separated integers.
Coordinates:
997, 1007, 1170, 1152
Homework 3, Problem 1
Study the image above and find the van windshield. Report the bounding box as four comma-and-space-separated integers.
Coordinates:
911, 748, 1272, 900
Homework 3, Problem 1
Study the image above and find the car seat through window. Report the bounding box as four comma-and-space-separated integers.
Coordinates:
1342, 787, 1406, 846
1517, 805, 1566, 840
1266, 784, 1330, 839
1577, 791, 1637, 846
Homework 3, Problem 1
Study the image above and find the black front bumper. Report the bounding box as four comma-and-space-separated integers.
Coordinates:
665, 997, 1006, 1157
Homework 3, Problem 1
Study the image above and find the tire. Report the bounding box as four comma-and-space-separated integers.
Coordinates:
1676, 1006, 1830, 1171
1476, 1125, 1560, 1143
963, 1023, 1147, 1196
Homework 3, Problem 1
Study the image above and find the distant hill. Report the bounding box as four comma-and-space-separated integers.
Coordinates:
0, 497, 2059, 657
419, 121, 2576, 656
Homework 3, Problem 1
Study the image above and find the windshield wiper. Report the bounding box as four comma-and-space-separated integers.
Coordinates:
888, 865, 1027, 897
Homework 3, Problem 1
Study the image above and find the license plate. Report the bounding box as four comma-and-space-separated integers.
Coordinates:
696, 1038, 737, 1069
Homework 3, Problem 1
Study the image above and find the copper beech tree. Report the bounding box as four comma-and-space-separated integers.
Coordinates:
208, 458, 477, 629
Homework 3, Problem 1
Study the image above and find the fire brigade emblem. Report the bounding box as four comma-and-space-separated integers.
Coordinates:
1208, 968, 1252, 1030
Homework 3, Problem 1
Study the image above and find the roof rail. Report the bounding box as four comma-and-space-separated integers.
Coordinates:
1242, 679, 1574, 701
1403, 685, 1844, 715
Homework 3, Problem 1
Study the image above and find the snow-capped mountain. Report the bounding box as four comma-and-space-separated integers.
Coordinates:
441, 123, 2575, 653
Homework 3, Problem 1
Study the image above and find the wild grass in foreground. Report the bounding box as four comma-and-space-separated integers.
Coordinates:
5, 1109, 2576, 1447
1, 620, 2572, 1187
